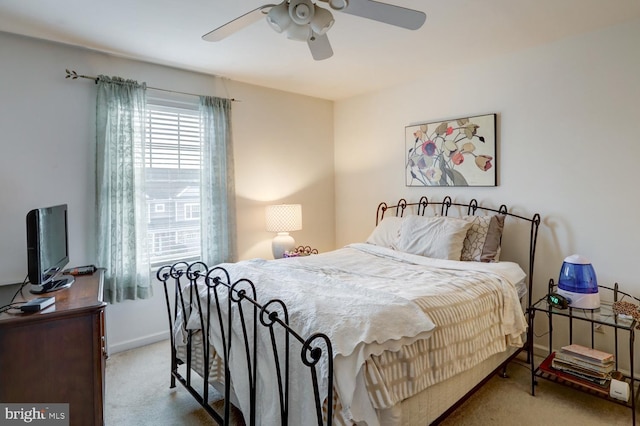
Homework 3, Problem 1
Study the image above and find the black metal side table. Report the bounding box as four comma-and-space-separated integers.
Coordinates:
529, 279, 638, 425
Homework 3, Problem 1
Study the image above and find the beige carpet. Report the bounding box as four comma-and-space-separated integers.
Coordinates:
105, 340, 634, 425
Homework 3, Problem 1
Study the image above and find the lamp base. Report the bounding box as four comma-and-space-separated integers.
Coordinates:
272, 232, 295, 259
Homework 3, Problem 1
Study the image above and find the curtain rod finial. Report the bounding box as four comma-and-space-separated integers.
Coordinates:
65, 68, 98, 83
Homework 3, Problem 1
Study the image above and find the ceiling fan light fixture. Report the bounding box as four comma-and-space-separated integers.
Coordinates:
328, 0, 348, 11
204, 0, 425, 60
289, 0, 315, 25
286, 22, 312, 41
310, 5, 334, 35
266, 2, 292, 33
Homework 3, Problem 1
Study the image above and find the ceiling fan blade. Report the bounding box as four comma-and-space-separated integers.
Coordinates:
308, 32, 334, 60
202, 5, 275, 42
341, 0, 426, 30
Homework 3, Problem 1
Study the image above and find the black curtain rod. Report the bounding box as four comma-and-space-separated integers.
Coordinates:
64, 69, 239, 102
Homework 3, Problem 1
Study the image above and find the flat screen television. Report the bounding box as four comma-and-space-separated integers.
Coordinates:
26, 204, 74, 294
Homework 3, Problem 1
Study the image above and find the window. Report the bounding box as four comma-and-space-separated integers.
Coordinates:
97, 81, 234, 302
145, 97, 202, 267
184, 203, 200, 220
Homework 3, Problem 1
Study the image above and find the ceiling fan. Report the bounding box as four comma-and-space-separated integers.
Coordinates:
202, 0, 426, 61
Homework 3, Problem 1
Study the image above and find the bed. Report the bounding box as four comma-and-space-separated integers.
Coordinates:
157, 196, 541, 426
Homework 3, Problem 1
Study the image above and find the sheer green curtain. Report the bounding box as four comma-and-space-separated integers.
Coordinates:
199, 96, 237, 264
96, 76, 152, 303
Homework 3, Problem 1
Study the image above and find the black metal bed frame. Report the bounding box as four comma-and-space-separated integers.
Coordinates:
156, 262, 334, 426
157, 196, 541, 426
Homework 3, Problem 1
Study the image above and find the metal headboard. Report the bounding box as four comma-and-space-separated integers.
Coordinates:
375, 195, 541, 311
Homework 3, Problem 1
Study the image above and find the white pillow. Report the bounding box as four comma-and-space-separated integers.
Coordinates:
395, 215, 473, 260
365, 216, 403, 248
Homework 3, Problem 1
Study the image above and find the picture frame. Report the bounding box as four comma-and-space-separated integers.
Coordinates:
405, 113, 497, 187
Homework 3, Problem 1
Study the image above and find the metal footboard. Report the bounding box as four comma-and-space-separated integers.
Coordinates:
156, 261, 334, 426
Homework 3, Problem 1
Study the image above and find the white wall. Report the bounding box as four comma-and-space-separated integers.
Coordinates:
4, 18, 639, 358
334, 20, 640, 358
0, 32, 334, 353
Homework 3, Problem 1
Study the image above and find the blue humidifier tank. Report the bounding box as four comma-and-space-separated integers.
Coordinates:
556, 254, 600, 309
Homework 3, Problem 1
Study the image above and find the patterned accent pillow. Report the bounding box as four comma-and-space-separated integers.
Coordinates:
460, 214, 505, 262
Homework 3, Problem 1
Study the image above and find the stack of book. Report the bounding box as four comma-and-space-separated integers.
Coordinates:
551, 344, 614, 387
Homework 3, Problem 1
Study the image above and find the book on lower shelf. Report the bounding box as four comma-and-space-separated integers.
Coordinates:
554, 350, 615, 374
551, 358, 609, 385
560, 343, 614, 364
539, 352, 614, 395
553, 344, 615, 384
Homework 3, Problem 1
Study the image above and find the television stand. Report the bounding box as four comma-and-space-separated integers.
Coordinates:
0, 270, 106, 426
30, 274, 75, 294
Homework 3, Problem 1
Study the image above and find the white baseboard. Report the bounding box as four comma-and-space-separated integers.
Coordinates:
107, 330, 169, 355
531, 342, 548, 358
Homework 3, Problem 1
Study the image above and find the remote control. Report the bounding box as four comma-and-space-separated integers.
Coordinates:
64, 265, 97, 276
21, 296, 55, 312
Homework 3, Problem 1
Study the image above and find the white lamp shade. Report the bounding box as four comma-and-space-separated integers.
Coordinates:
266, 204, 302, 232
266, 204, 302, 259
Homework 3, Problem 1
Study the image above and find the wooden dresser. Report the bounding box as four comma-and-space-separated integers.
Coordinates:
0, 269, 106, 426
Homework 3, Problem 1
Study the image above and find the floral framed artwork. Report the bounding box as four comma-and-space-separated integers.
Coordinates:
405, 113, 497, 187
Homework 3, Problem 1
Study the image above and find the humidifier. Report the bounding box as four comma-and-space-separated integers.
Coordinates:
556, 254, 600, 310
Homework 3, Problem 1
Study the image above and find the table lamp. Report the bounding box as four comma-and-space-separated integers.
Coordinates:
266, 204, 302, 259
556, 254, 600, 309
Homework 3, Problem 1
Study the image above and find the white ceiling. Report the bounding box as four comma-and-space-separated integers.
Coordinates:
1, 0, 639, 101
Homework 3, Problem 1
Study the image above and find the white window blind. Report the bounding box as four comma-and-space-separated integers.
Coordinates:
144, 98, 202, 267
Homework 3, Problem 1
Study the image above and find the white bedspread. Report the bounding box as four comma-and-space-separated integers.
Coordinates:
185, 243, 527, 426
